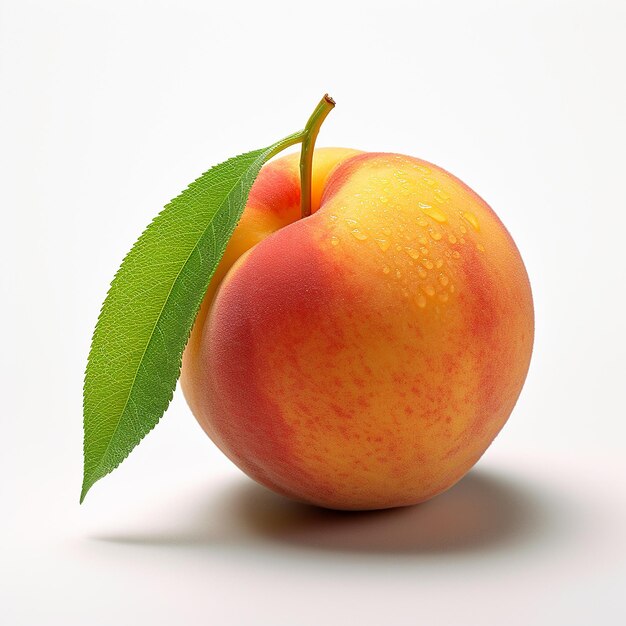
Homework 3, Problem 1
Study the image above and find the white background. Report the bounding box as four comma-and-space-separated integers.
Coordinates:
2, 0, 625, 624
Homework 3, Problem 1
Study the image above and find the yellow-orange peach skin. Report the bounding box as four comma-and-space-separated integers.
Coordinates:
181, 148, 534, 510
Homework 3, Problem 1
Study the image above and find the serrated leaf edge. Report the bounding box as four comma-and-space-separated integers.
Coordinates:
81, 146, 279, 502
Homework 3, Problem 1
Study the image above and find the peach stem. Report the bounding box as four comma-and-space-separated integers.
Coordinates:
299, 94, 335, 218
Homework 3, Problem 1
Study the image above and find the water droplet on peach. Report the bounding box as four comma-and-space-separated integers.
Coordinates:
434, 189, 450, 203
462, 211, 480, 231
375, 238, 390, 251
351, 229, 368, 241
421, 205, 448, 223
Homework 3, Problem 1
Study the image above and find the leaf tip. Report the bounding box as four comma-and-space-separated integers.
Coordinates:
80, 476, 92, 504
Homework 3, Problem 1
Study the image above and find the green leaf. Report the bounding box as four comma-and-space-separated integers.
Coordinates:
81, 133, 302, 502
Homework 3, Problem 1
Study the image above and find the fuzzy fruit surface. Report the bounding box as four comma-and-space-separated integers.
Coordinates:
181, 148, 534, 510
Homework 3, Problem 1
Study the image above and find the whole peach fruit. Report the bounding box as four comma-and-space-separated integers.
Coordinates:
180, 148, 534, 510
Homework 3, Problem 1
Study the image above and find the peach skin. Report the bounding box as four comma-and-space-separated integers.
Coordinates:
180, 148, 534, 510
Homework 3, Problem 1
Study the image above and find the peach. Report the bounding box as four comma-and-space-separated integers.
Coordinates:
181, 148, 534, 510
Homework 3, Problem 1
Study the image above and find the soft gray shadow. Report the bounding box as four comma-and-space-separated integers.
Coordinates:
95, 469, 559, 555
227, 471, 554, 554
